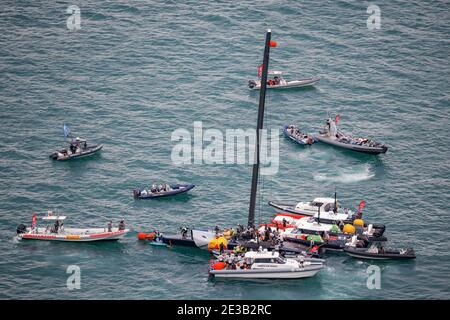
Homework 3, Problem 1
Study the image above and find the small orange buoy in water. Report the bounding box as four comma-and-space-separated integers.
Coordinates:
269, 40, 277, 47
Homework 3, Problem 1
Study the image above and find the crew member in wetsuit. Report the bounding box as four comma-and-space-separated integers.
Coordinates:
53, 220, 60, 233
264, 228, 270, 242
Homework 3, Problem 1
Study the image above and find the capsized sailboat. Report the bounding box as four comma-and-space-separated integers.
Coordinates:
189, 30, 281, 249
192, 30, 324, 279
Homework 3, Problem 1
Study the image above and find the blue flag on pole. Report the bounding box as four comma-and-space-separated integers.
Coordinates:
63, 123, 69, 139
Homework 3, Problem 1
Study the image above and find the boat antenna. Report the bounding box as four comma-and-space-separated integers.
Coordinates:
248, 29, 273, 228
316, 202, 322, 225
334, 189, 338, 213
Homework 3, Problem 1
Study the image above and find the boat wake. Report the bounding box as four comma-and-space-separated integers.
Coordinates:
313, 164, 375, 183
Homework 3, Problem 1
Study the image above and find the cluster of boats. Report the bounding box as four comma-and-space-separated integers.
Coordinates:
17, 30, 411, 282
137, 194, 415, 279
134, 30, 411, 280
283, 116, 388, 155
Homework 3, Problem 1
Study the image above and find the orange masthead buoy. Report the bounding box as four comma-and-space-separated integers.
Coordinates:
269, 40, 277, 47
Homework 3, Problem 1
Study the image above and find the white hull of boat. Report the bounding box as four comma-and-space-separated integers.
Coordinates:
51, 144, 103, 161
315, 135, 387, 155
192, 229, 216, 248
250, 77, 320, 90
18, 227, 129, 241
211, 268, 321, 279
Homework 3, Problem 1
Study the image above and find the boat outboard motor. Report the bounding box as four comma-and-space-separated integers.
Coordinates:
133, 189, 141, 197
372, 223, 386, 236
16, 224, 27, 234
248, 80, 256, 89
345, 235, 358, 247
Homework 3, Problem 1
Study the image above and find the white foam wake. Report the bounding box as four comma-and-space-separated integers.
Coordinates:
313, 164, 375, 183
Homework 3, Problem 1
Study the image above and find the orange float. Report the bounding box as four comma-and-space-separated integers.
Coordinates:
212, 262, 226, 270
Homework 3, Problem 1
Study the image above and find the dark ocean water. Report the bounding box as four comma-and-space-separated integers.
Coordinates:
0, 0, 449, 299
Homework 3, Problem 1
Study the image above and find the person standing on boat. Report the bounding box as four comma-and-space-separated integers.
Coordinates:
229, 227, 236, 239
273, 76, 280, 85
118, 219, 125, 231
324, 119, 332, 136
53, 219, 60, 233
107, 221, 112, 232
69, 142, 76, 154
181, 227, 188, 238
264, 228, 270, 242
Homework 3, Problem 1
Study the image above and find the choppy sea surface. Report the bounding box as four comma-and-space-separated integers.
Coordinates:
0, 0, 449, 299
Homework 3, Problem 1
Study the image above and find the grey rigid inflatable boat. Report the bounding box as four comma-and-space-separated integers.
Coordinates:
314, 118, 387, 155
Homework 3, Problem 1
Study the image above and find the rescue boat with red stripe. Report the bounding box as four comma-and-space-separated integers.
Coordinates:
16, 212, 129, 242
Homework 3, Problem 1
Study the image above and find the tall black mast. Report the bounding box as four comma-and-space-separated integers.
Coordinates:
248, 30, 272, 227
